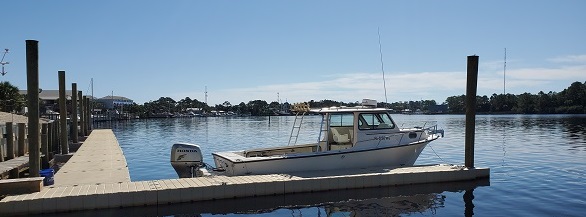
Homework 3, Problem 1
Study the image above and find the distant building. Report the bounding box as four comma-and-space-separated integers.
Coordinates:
19, 90, 74, 113
97, 96, 134, 109
20, 89, 73, 101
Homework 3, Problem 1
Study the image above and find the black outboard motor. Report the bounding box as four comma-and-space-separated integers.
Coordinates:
170, 143, 204, 178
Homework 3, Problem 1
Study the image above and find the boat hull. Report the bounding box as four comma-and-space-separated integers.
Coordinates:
213, 141, 429, 176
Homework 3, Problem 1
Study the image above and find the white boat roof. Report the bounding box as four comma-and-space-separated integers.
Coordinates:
310, 106, 391, 113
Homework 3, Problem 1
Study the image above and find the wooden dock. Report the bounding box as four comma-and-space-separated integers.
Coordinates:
0, 156, 30, 179
0, 129, 490, 216
53, 129, 130, 186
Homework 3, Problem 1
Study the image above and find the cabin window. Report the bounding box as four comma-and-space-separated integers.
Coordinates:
329, 113, 354, 127
358, 113, 395, 130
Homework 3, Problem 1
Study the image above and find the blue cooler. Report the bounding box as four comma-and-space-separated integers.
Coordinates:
40, 169, 55, 186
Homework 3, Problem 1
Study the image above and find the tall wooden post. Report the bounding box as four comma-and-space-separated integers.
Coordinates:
465, 55, 479, 168
41, 123, 48, 168
16, 123, 26, 156
72, 83, 79, 144
47, 122, 53, 159
6, 122, 14, 160
52, 120, 58, 153
59, 71, 69, 154
0, 129, 3, 162
26, 39, 41, 177
83, 96, 88, 135
86, 97, 92, 133
79, 91, 85, 137
7, 122, 18, 178
17, 123, 26, 156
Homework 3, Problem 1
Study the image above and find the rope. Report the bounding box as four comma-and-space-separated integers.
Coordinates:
428, 143, 447, 164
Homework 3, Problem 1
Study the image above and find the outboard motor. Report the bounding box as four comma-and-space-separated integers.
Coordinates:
171, 143, 205, 178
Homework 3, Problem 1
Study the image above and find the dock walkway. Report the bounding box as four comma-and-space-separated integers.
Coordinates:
53, 129, 130, 186
0, 155, 30, 178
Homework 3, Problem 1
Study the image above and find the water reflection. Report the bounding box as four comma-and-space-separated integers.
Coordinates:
463, 189, 475, 217
35, 179, 488, 217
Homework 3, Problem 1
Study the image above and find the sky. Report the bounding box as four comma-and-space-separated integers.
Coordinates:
1, 1, 585, 106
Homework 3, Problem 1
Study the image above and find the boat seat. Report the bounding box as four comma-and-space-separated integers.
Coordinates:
331, 127, 350, 143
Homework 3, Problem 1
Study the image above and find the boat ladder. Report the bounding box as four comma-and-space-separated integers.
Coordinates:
288, 103, 311, 146
316, 114, 329, 151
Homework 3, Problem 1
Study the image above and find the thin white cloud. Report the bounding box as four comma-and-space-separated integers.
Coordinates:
506, 65, 586, 80
547, 55, 586, 63
199, 71, 466, 105
173, 55, 586, 105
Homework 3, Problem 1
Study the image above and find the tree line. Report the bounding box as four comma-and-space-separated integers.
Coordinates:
102, 81, 586, 116
445, 81, 586, 114
1, 81, 585, 116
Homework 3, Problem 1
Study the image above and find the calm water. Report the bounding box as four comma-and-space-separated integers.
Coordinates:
89, 114, 585, 216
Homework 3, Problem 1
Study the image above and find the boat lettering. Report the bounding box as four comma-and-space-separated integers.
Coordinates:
373, 136, 391, 141
177, 149, 198, 153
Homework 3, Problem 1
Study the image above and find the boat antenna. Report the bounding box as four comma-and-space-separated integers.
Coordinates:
377, 28, 389, 107
1, 49, 9, 76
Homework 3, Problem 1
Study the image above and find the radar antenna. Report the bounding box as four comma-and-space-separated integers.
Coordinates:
1, 49, 9, 76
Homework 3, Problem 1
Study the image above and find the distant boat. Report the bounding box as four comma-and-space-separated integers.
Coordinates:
170, 99, 444, 177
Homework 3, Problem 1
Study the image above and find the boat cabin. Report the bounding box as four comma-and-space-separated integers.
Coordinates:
315, 101, 401, 152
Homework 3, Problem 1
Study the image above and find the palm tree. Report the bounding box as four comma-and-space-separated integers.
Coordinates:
0, 81, 24, 112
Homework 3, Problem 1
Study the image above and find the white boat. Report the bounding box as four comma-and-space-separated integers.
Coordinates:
170, 99, 443, 177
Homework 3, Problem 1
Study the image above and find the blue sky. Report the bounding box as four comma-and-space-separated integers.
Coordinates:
1, 1, 585, 105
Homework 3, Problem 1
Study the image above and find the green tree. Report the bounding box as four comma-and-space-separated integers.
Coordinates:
0, 81, 25, 112
445, 95, 465, 113
536, 91, 555, 114
246, 100, 269, 116
516, 92, 537, 114
477, 95, 490, 113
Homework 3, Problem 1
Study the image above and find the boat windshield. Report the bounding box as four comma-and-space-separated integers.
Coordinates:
329, 113, 354, 127
358, 112, 395, 130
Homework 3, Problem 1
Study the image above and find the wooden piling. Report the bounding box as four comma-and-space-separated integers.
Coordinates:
83, 96, 89, 135
26, 40, 41, 177
17, 123, 25, 156
0, 135, 4, 162
79, 91, 85, 137
6, 122, 15, 160
72, 83, 79, 144
465, 55, 479, 168
52, 120, 58, 154
41, 123, 48, 168
47, 122, 53, 159
59, 71, 68, 154
0, 129, 3, 162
